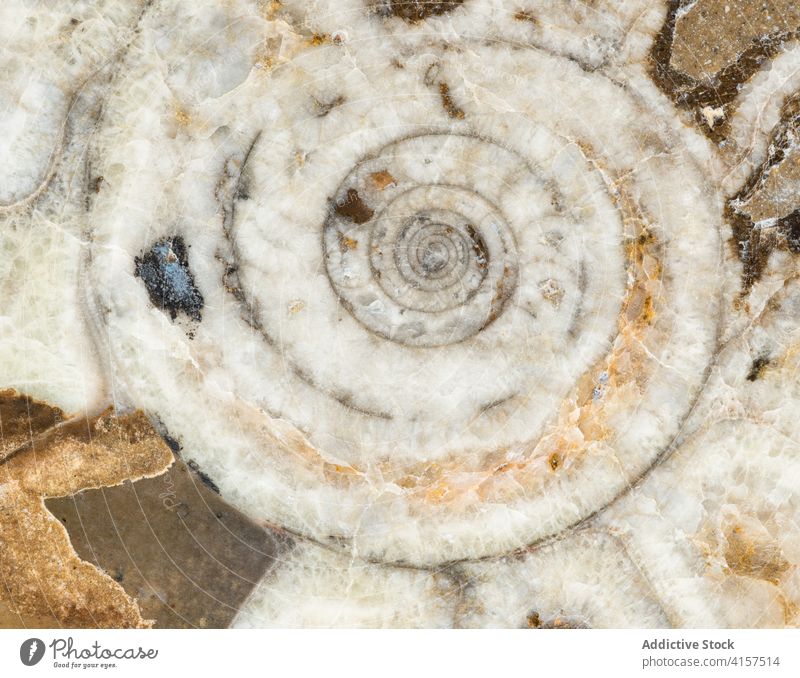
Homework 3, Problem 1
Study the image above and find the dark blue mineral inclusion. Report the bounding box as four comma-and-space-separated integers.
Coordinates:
134, 236, 204, 322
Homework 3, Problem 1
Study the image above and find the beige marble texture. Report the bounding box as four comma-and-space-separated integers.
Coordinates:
1, 0, 799, 628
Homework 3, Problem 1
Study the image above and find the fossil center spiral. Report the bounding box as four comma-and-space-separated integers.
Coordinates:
323, 135, 519, 347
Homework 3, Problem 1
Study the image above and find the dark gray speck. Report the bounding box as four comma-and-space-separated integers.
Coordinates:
134, 236, 204, 322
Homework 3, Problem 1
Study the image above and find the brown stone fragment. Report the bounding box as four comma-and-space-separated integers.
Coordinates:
0, 396, 175, 628
334, 188, 375, 224
650, 0, 800, 142
670, 0, 800, 80
370, 170, 396, 191
0, 599, 60, 628
0, 390, 63, 462
372, 0, 464, 23
0, 483, 149, 628
4, 407, 174, 496
46, 460, 292, 628
726, 93, 800, 291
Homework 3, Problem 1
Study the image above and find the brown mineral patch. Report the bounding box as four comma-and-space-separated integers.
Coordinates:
338, 233, 359, 253
370, 170, 396, 190
0, 484, 148, 628
0, 599, 60, 628
514, 10, 537, 26
3, 407, 174, 496
738, 152, 800, 225
670, 0, 800, 80
0, 396, 175, 628
46, 459, 292, 628
526, 611, 589, 629
650, 0, 800, 143
726, 93, 800, 292
486, 264, 514, 325
0, 389, 63, 462
334, 188, 375, 224
309, 33, 330, 46
724, 524, 790, 585
439, 82, 466, 120
312, 94, 346, 118
373, 0, 465, 23
746, 355, 771, 382
641, 295, 656, 325
2, 397, 281, 629
525, 611, 541, 628
466, 224, 488, 270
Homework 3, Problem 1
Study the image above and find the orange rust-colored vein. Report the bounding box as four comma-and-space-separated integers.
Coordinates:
254, 154, 668, 509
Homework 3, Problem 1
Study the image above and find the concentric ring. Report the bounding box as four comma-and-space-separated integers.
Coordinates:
324, 139, 520, 347
84, 12, 721, 565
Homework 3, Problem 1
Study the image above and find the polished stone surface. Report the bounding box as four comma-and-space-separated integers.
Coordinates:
1, 0, 799, 628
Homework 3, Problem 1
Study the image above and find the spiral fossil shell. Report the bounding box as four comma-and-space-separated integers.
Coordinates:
83, 0, 723, 565
4, 0, 800, 631
323, 134, 521, 348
